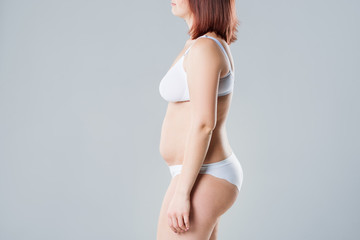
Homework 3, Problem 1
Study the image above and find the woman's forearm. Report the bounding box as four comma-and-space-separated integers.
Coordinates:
175, 123, 214, 196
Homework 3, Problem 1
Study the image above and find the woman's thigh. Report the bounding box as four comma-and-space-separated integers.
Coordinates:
156, 173, 239, 240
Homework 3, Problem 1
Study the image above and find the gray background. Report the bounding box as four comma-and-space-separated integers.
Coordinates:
0, 0, 359, 239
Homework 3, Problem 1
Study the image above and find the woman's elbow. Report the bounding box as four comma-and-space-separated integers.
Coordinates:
193, 121, 216, 134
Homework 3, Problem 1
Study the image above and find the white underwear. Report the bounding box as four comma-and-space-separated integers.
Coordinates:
168, 152, 244, 192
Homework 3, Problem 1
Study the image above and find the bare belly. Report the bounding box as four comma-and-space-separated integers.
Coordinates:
159, 95, 233, 166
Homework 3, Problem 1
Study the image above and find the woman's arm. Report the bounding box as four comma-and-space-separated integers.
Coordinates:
174, 38, 224, 197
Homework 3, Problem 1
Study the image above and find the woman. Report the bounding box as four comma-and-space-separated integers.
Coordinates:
157, 0, 243, 239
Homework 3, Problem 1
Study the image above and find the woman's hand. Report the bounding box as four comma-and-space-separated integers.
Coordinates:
167, 192, 191, 233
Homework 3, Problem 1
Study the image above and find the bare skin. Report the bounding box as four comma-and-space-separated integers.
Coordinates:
156, 1, 239, 239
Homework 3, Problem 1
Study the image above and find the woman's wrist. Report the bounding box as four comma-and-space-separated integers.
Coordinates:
174, 190, 191, 200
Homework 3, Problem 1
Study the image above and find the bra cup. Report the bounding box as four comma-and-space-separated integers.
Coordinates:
159, 57, 188, 102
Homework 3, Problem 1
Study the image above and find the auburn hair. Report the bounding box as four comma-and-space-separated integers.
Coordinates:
187, 0, 240, 44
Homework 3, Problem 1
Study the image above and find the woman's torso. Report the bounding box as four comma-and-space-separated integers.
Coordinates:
159, 35, 235, 166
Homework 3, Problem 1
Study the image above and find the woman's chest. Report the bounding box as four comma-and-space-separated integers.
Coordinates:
159, 56, 191, 103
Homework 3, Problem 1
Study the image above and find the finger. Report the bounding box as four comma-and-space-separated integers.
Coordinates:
172, 216, 182, 233
177, 214, 187, 231
168, 216, 177, 233
183, 213, 190, 230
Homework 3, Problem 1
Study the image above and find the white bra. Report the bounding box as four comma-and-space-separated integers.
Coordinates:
159, 35, 235, 102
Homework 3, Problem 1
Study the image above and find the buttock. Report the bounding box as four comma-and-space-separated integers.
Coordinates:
168, 152, 244, 192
